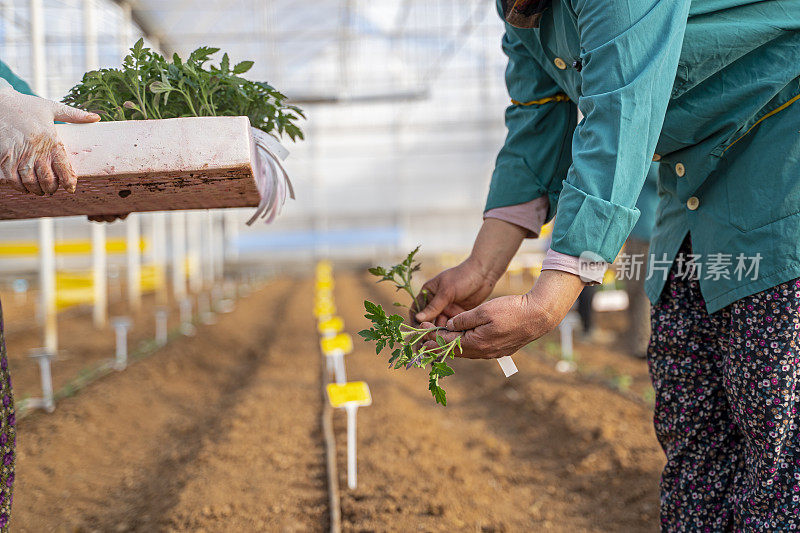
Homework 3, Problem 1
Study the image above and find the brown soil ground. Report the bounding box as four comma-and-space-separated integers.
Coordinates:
9, 272, 664, 532
3, 291, 184, 406
332, 274, 663, 532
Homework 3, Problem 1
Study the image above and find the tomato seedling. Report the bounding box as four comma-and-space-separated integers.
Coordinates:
358, 247, 461, 406
63, 39, 304, 141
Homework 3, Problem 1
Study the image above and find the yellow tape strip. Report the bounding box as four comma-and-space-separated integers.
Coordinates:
722, 92, 800, 155
0, 238, 146, 257
511, 93, 570, 106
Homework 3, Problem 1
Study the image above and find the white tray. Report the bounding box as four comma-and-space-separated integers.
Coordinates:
0, 116, 260, 220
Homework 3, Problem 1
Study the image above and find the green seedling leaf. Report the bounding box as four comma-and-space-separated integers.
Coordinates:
358, 247, 457, 405
233, 60, 254, 74
62, 42, 304, 141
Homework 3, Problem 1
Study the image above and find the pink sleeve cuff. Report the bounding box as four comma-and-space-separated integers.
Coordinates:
483, 196, 549, 238
541, 248, 606, 285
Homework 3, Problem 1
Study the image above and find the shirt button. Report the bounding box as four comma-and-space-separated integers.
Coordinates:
687, 196, 700, 210
652, 154, 661, 162
675, 162, 686, 177
554, 57, 567, 70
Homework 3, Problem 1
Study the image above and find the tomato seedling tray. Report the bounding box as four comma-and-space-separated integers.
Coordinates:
0, 116, 261, 220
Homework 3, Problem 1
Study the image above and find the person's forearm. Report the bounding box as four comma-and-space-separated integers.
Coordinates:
524, 269, 585, 331
467, 218, 527, 283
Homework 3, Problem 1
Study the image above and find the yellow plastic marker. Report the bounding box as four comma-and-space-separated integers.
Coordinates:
316, 260, 333, 276
316, 287, 333, 299
326, 381, 372, 490
320, 333, 353, 355
320, 333, 352, 387
318, 316, 344, 336
315, 292, 334, 303
313, 301, 336, 318
315, 278, 333, 291
326, 381, 372, 408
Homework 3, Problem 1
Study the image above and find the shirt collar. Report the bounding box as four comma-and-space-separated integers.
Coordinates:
502, 0, 550, 29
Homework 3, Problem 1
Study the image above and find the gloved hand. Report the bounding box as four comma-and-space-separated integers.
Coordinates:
0, 79, 100, 195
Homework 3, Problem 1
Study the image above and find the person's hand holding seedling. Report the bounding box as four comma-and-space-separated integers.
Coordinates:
359, 247, 462, 405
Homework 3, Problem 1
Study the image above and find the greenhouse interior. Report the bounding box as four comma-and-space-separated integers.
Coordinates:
1, 0, 798, 531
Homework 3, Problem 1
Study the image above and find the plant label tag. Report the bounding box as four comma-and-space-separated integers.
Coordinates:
316, 278, 333, 291
251, 127, 290, 161
321, 333, 353, 356
314, 301, 336, 318
318, 316, 344, 335
316, 260, 333, 275
497, 356, 518, 377
327, 381, 372, 408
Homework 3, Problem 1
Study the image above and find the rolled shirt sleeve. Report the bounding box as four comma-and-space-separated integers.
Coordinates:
484, 196, 550, 237
549, 0, 691, 263
485, 14, 577, 219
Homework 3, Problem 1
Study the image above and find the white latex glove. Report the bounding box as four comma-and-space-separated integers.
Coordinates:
0, 79, 100, 195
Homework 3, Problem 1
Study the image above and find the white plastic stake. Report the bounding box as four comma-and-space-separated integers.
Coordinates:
29, 349, 54, 413
205, 211, 219, 285
556, 312, 580, 373
126, 213, 141, 312
151, 212, 168, 306
188, 211, 203, 293
180, 297, 196, 336
171, 212, 187, 300
346, 404, 358, 490
497, 356, 518, 377
111, 316, 131, 370
155, 307, 168, 346
199, 292, 216, 325
333, 353, 347, 385
560, 314, 576, 361
39, 218, 57, 354
91, 223, 108, 328
223, 210, 239, 261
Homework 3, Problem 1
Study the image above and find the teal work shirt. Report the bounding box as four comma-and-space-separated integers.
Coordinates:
630, 163, 658, 242
488, 0, 800, 312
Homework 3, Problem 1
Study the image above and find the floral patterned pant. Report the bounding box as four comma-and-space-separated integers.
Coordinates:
648, 238, 800, 531
0, 300, 14, 532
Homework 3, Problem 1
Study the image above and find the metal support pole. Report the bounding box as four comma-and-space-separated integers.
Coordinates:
126, 213, 141, 311
87, 0, 106, 327
30, 0, 45, 96
83, 0, 98, 69
118, 0, 132, 56
171, 212, 187, 300
31, 0, 56, 352
2, 1, 14, 49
